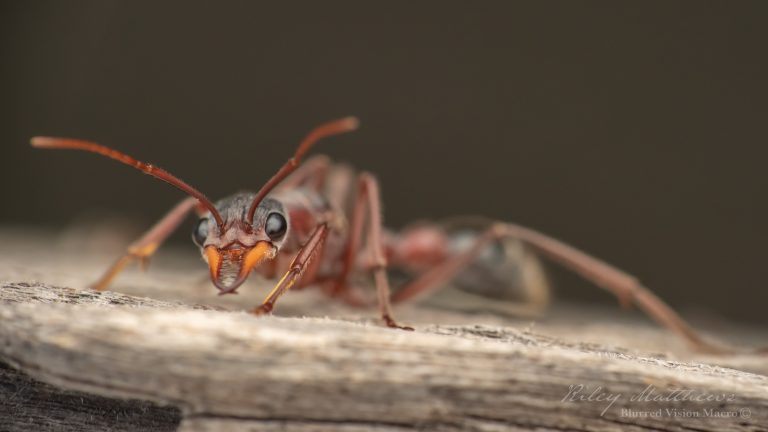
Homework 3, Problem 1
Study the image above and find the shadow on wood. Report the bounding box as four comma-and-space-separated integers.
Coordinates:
0, 360, 180, 432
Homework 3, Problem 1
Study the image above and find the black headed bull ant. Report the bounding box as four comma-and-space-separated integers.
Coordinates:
31, 118, 751, 352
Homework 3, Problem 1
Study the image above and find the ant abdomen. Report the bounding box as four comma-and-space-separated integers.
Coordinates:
388, 217, 551, 313
442, 219, 551, 310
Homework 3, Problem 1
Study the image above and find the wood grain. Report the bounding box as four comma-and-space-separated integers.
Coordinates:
1, 282, 767, 431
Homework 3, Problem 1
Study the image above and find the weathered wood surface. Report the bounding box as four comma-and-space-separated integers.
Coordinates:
1, 229, 767, 431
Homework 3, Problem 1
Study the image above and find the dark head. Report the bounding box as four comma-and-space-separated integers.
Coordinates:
192, 193, 289, 294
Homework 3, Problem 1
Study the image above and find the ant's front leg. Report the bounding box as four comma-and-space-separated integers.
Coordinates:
91, 197, 204, 291
251, 223, 329, 316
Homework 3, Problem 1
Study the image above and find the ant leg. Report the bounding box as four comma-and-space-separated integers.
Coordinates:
276, 155, 331, 192
323, 163, 355, 213
91, 197, 203, 291
392, 222, 730, 354
280, 156, 354, 237
346, 173, 412, 330
391, 227, 496, 305
292, 238, 326, 290
251, 223, 329, 315
328, 175, 366, 299
322, 185, 370, 305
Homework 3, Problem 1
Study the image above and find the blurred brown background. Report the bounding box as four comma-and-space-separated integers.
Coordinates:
1, 1, 766, 324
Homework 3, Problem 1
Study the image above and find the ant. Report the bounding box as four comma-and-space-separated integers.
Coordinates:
31, 117, 742, 352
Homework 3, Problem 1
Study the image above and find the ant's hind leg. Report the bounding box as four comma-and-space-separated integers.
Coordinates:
91, 197, 203, 291
392, 222, 731, 354
389, 222, 550, 318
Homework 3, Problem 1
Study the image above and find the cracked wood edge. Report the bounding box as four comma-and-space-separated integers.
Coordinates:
1, 282, 767, 431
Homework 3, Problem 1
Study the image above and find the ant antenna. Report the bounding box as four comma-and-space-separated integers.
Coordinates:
246, 117, 359, 223
31, 137, 225, 229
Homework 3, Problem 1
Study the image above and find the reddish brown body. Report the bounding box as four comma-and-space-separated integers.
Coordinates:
32, 117, 760, 353
265, 173, 536, 305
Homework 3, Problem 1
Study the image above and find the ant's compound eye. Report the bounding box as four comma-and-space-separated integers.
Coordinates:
265, 212, 287, 241
192, 218, 209, 246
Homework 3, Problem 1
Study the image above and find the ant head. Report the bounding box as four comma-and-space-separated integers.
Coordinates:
32, 116, 357, 296
192, 193, 289, 295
